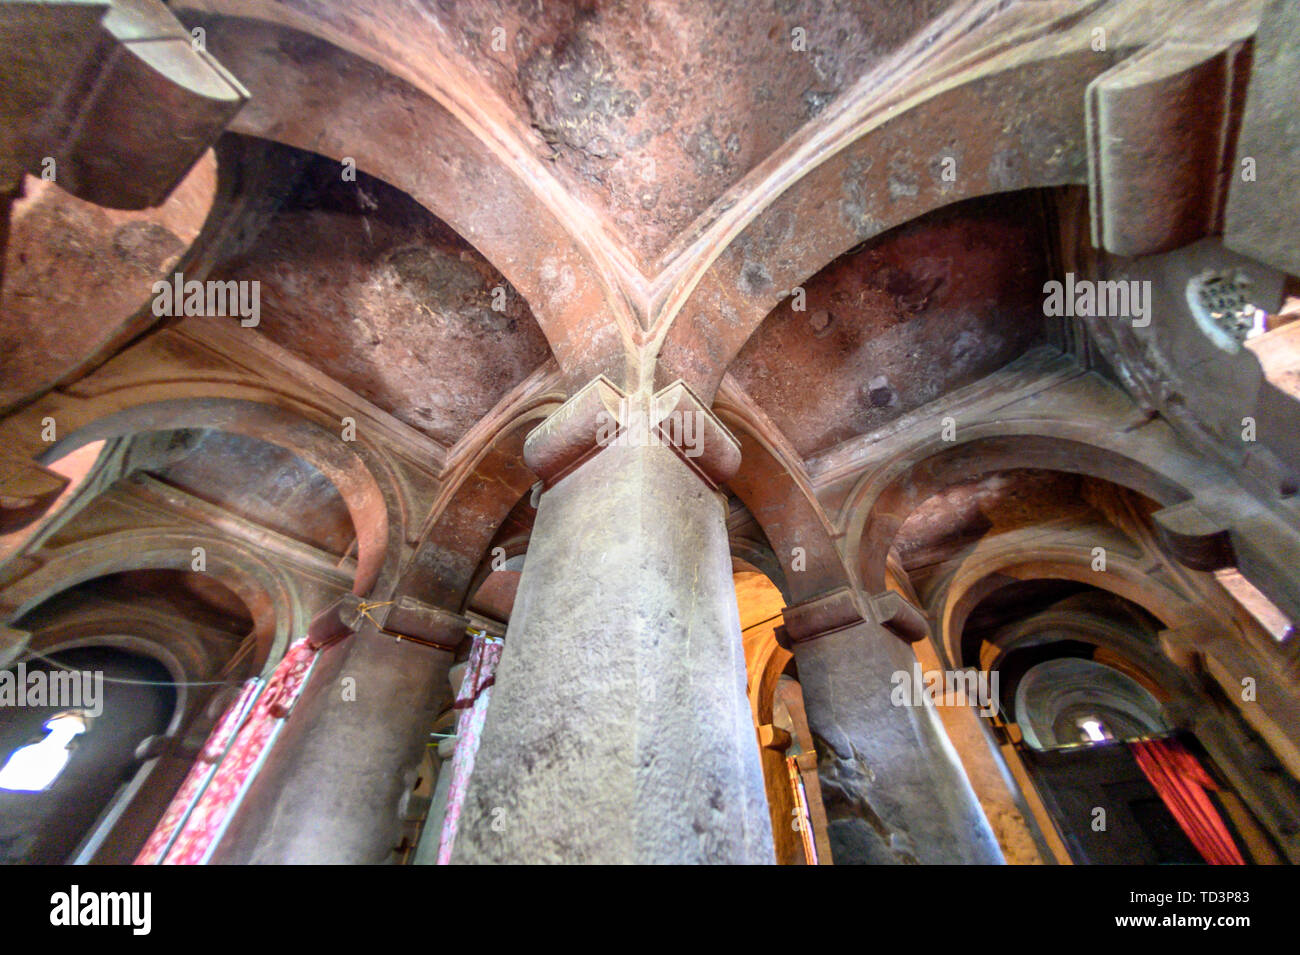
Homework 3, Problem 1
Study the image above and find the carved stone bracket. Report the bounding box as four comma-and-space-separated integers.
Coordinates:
380, 596, 470, 651
775, 586, 864, 648
1153, 500, 1235, 571
306, 592, 469, 652
0, 0, 249, 207
776, 587, 930, 647
868, 591, 931, 644
523, 376, 741, 491
756, 724, 793, 752
305, 592, 366, 650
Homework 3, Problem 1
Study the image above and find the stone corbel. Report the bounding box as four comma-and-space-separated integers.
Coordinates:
776, 587, 929, 647
380, 596, 470, 652
756, 724, 792, 752
791, 751, 818, 774
2, 0, 250, 207
465, 612, 506, 639
775, 586, 864, 648
868, 591, 931, 644
523, 376, 741, 491
307, 593, 469, 652
1153, 501, 1235, 571
305, 593, 366, 650
1086, 27, 1251, 257
650, 380, 742, 490
1155, 499, 1300, 626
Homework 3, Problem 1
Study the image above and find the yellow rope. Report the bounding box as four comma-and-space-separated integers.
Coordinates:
353, 600, 478, 650
355, 600, 396, 634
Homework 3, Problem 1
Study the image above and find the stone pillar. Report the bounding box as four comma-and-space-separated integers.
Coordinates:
209, 599, 463, 864
783, 589, 1003, 864
452, 378, 774, 864
911, 634, 1057, 864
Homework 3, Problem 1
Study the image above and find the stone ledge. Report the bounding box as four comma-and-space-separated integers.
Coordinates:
306, 593, 467, 652
776, 588, 930, 646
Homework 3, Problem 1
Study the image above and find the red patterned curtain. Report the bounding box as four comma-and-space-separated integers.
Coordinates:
1129, 737, 1245, 865
435, 632, 503, 864
135, 638, 319, 865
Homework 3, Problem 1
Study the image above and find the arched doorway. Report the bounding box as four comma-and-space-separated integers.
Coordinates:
0, 647, 175, 864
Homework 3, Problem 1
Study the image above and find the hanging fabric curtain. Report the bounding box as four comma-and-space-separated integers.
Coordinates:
1128, 737, 1245, 865
435, 631, 503, 865
135, 638, 319, 865
134, 677, 262, 864
786, 755, 818, 865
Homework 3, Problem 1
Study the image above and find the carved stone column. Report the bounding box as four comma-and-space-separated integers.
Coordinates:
781, 588, 1004, 864
209, 596, 465, 864
452, 378, 774, 863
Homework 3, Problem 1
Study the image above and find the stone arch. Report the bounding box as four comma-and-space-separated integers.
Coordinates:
939, 551, 1300, 861
23, 395, 398, 597
0, 153, 220, 413
403, 395, 564, 613
746, 620, 795, 730
18, 615, 209, 739
730, 544, 789, 606
935, 544, 1198, 674
984, 598, 1185, 702
0, 530, 298, 674
0, 440, 109, 560
842, 425, 1196, 597
458, 511, 535, 627
461, 527, 531, 617
184, 9, 633, 388
1013, 657, 1170, 750
713, 403, 851, 605
657, 41, 1113, 398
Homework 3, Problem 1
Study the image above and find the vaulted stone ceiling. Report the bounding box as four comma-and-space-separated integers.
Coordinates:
4, 0, 1300, 869
213, 156, 552, 446
431, 0, 959, 260
163, 0, 1102, 453
164, 0, 1226, 394
730, 191, 1050, 456
6, 0, 1265, 431
6, 0, 1295, 623
894, 469, 1091, 577
145, 429, 356, 557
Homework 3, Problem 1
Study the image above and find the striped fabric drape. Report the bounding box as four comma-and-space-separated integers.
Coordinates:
135, 638, 318, 865
435, 632, 503, 865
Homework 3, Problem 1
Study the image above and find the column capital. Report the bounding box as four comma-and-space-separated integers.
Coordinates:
868, 591, 930, 644
380, 597, 470, 651
306, 593, 468, 652
523, 376, 741, 490
776, 588, 929, 647
756, 724, 793, 752
776, 587, 864, 647
306, 593, 366, 649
